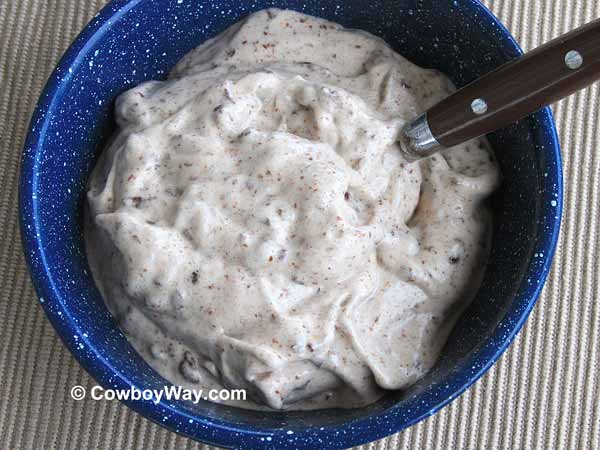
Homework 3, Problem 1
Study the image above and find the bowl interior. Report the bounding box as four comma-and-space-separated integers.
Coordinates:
20, 0, 561, 448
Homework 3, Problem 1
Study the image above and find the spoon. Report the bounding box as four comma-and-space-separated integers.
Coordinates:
398, 18, 600, 161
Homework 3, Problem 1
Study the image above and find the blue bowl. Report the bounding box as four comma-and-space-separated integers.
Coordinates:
19, 0, 562, 448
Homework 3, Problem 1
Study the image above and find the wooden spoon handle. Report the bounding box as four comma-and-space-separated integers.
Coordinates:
400, 18, 600, 160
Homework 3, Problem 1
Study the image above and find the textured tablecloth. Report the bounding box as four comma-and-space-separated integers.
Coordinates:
1, 1, 599, 449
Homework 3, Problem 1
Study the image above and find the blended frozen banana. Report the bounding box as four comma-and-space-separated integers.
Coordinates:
86, 9, 500, 410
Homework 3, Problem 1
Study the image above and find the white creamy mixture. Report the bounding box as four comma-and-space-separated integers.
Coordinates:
86, 9, 500, 410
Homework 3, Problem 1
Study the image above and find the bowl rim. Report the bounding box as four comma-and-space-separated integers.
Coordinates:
18, 0, 563, 448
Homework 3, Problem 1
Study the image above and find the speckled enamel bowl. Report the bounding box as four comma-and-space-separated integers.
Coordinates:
19, 0, 562, 448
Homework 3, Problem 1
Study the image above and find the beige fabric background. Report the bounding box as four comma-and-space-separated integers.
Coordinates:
1, 1, 598, 449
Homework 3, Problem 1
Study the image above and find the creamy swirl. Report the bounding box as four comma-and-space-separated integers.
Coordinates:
86, 9, 500, 410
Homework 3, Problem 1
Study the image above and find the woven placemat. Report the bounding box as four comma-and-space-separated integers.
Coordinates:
1, 1, 598, 449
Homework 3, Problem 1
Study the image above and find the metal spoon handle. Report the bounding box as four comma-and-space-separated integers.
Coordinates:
400, 18, 600, 161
